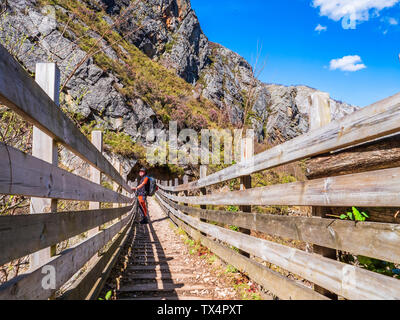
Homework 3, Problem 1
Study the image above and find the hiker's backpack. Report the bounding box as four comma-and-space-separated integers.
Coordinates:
145, 176, 157, 196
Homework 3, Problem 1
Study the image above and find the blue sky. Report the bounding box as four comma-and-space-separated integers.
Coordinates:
190, 0, 400, 107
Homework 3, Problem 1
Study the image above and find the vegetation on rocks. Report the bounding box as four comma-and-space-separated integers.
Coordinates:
38, 0, 225, 131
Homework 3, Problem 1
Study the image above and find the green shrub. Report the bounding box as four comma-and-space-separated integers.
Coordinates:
103, 131, 145, 158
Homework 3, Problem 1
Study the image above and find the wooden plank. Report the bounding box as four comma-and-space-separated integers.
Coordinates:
157, 195, 400, 300
158, 166, 400, 208
124, 273, 195, 281
61, 217, 133, 300
172, 213, 326, 300
0, 214, 132, 300
306, 132, 400, 221
199, 165, 207, 234
309, 92, 338, 299
166, 207, 328, 300
0, 206, 133, 266
309, 92, 332, 131
30, 63, 60, 269
159, 194, 400, 264
158, 92, 400, 192
88, 131, 103, 237
113, 159, 122, 210
0, 142, 132, 203
312, 205, 338, 299
0, 44, 131, 193
306, 133, 400, 180
239, 138, 252, 258
119, 282, 213, 292
202, 237, 328, 301
183, 175, 189, 208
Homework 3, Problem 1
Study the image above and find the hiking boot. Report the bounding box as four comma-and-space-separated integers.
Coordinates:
140, 217, 149, 225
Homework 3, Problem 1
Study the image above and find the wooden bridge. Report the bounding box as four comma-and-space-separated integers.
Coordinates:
0, 42, 400, 300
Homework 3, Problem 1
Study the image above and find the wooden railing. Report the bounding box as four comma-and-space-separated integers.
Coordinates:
0, 44, 134, 300
156, 91, 400, 300
2, 37, 400, 300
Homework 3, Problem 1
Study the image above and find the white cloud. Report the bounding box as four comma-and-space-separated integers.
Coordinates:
315, 24, 328, 33
380, 16, 399, 33
312, 0, 400, 24
329, 55, 367, 72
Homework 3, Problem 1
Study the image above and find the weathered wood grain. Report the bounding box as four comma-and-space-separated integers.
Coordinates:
308, 97, 338, 299
306, 134, 400, 223
30, 63, 60, 269
158, 166, 400, 208
88, 131, 103, 237
158, 92, 400, 192
157, 195, 400, 300
0, 142, 132, 203
0, 214, 132, 300
60, 218, 133, 300
0, 44, 131, 193
0, 206, 133, 266
306, 133, 400, 180
238, 139, 252, 258
158, 194, 400, 264
165, 206, 328, 300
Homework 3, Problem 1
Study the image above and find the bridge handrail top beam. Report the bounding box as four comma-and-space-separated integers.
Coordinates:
159, 192, 400, 264
158, 91, 400, 192
158, 164, 400, 208
0, 205, 133, 266
0, 142, 132, 203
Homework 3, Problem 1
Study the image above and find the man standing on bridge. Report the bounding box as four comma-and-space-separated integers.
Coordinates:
132, 168, 149, 225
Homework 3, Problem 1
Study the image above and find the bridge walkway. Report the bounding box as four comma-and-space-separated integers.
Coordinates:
101, 198, 241, 300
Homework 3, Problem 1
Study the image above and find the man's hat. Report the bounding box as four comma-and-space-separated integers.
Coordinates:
139, 167, 147, 173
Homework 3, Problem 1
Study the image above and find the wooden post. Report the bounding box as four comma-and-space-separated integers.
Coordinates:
30, 63, 60, 270
113, 158, 122, 209
113, 158, 122, 222
172, 178, 180, 218
199, 165, 208, 235
309, 92, 332, 131
199, 166, 207, 211
183, 175, 189, 208
309, 92, 337, 299
88, 131, 103, 237
238, 137, 253, 258
174, 178, 179, 200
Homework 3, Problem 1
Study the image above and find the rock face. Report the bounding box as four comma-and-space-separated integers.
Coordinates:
263, 84, 358, 143
2, 1, 163, 144
0, 0, 358, 176
1, 0, 166, 176
196, 42, 358, 143
100, 0, 211, 84
199, 44, 253, 126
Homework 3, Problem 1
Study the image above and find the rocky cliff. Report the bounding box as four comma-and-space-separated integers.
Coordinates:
0, 0, 358, 178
